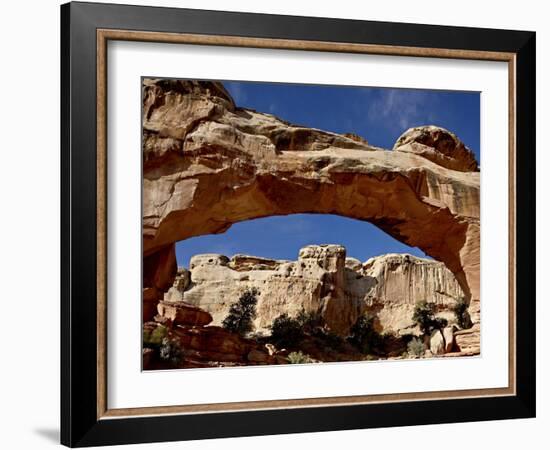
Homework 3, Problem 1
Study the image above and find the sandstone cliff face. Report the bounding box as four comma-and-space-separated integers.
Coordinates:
358, 253, 465, 333
164, 245, 465, 336
142, 79, 480, 354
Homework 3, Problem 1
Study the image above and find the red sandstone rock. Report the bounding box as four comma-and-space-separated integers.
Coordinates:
156, 301, 213, 326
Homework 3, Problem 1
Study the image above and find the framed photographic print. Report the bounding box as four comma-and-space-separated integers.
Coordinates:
60, 1, 536, 447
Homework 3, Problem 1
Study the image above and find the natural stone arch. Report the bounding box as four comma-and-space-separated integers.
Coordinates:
142, 79, 480, 350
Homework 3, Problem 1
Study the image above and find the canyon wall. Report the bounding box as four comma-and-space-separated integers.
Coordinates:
162, 245, 465, 336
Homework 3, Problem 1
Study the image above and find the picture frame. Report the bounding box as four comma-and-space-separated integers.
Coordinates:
60, 1, 536, 447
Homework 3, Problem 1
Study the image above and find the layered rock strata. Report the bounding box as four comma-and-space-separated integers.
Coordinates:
165, 246, 465, 338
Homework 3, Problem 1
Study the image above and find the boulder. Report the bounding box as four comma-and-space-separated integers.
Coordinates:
443, 326, 456, 353
393, 125, 479, 172
156, 301, 213, 326
430, 330, 446, 355
264, 343, 279, 356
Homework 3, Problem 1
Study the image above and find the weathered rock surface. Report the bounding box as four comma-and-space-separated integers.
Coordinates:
156, 301, 213, 326
166, 246, 465, 336
142, 321, 284, 369
443, 326, 456, 353
142, 79, 480, 354
359, 253, 465, 334
430, 330, 446, 355
162, 267, 191, 302
143, 245, 177, 321
393, 125, 479, 172
454, 324, 481, 354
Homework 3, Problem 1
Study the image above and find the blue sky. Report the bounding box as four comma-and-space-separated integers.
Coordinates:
176, 81, 480, 268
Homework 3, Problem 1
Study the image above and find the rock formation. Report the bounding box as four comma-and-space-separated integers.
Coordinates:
163, 246, 465, 337
144, 303, 287, 369
393, 125, 479, 172
143, 247, 469, 369
142, 79, 481, 356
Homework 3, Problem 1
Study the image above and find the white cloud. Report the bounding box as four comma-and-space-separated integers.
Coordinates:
367, 89, 437, 135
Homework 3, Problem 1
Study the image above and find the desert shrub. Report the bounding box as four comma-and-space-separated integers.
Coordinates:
296, 308, 323, 331
412, 301, 448, 335
296, 309, 345, 350
159, 337, 183, 365
452, 297, 473, 329
287, 351, 314, 364
222, 288, 259, 336
318, 330, 345, 351
347, 313, 381, 354
433, 317, 448, 330
407, 337, 425, 357
143, 325, 167, 347
269, 313, 304, 348
412, 301, 435, 333
143, 326, 182, 366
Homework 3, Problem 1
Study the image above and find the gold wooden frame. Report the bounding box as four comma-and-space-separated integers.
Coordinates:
96, 29, 516, 420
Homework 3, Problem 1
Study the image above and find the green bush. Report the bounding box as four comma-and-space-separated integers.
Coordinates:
296, 309, 345, 350
143, 326, 183, 366
143, 325, 167, 347
296, 308, 323, 331
412, 301, 448, 335
287, 351, 314, 364
407, 337, 425, 357
317, 330, 345, 351
222, 288, 259, 336
347, 314, 381, 354
269, 313, 304, 348
452, 298, 473, 329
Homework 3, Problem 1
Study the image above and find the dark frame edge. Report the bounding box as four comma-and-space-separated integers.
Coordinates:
514, 31, 536, 419
60, 2, 72, 447
75, 395, 534, 447
61, 2, 102, 447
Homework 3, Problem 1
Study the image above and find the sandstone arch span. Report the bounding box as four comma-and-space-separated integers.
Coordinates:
142, 79, 480, 351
